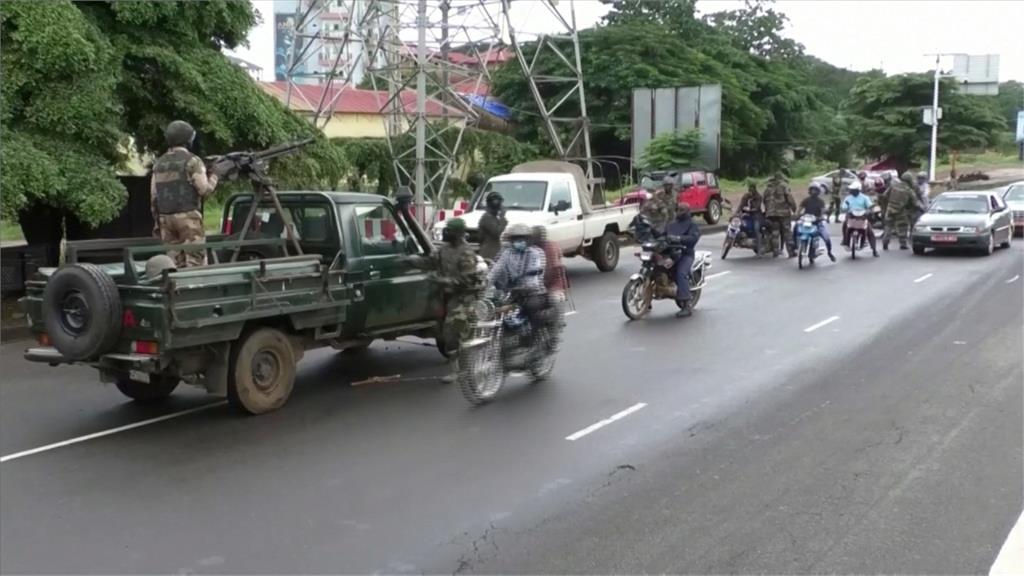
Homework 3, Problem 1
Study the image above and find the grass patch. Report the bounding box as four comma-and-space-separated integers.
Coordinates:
1, 220, 24, 243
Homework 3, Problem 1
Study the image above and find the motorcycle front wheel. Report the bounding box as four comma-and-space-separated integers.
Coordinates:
460, 336, 505, 405
850, 231, 860, 259
621, 277, 653, 320
798, 239, 808, 269
721, 236, 734, 260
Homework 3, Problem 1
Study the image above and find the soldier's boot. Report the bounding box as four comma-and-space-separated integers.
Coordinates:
883, 238, 890, 250
441, 357, 459, 384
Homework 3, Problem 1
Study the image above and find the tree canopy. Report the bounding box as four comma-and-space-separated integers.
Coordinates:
1, 0, 344, 228
844, 73, 1005, 170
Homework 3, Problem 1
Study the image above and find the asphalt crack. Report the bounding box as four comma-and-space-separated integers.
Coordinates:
453, 522, 501, 575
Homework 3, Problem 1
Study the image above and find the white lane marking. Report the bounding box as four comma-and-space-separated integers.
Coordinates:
0, 401, 227, 464
913, 273, 934, 283
1008, 275, 1020, 284
566, 402, 647, 441
990, 510, 1024, 575
804, 315, 840, 333
706, 270, 732, 280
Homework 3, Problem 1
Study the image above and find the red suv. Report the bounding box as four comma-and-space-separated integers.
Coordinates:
634, 169, 725, 225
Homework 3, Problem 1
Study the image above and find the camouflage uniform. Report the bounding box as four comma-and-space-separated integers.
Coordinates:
151, 123, 219, 268
407, 219, 483, 381
763, 174, 797, 257
640, 189, 677, 231
883, 173, 924, 250
828, 173, 844, 222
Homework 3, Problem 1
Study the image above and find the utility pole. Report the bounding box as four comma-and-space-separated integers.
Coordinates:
928, 54, 941, 183
415, 0, 427, 224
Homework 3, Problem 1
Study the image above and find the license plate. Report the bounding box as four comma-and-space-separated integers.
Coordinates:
129, 370, 150, 384
931, 234, 957, 242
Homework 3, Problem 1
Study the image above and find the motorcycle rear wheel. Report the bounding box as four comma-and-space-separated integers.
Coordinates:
622, 277, 653, 320
529, 334, 557, 382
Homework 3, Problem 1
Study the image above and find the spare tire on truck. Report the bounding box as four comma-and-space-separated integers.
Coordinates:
42, 263, 122, 361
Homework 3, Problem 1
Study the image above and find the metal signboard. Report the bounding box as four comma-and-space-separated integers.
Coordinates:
1016, 111, 1024, 143
952, 54, 1000, 96
631, 84, 722, 170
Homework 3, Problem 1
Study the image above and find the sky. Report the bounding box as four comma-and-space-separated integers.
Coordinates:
230, 0, 1024, 84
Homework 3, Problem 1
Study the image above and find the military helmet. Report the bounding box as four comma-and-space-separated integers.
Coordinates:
662, 175, 675, 186
917, 171, 928, 182
900, 171, 915, 184
506, 222, 531, 238
144, 254, 177, 280
445, 217, 468, 234
857, 170, 867, 179
882, 172, 893, 182
808, 183, 823, 195
164, 120, 195, 148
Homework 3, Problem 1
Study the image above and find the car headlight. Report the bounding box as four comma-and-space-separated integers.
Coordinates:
432, 226, 444, 241
960, 226, 977, 233
914, 225, 929, 232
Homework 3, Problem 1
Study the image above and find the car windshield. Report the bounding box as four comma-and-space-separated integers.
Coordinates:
929, 196, 989, 214
640, 172, 671, 191
479, 181, 548, 211
1005, 185, 1024, 202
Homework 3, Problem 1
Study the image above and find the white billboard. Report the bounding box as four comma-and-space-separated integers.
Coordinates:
952, 54, 1000, 96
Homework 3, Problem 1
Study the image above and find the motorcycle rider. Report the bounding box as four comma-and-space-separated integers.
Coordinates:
793, 184, 837, 262
405, 218, 485, 382
488, 223, 549, 337
477, 191, 507, 261
764, 170, 797, 258
883, 171, 925, 250
736, 180, 765, 254
640, 175, 678, 233
840, 181, 879, 257
664, 203, 701, 317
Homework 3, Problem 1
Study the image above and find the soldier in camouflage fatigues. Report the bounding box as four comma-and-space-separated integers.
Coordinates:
406, 218, 483, 383
640, 176, 679, 232
151, 120, 221, 268
883, 171, 925, 250
763, 171, 798, 257
828, 170, 844, 223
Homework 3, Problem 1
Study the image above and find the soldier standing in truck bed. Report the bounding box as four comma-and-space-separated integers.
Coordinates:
150, 120, 224, 268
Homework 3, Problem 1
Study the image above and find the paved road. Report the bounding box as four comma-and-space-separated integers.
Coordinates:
1, 231, 1021, 574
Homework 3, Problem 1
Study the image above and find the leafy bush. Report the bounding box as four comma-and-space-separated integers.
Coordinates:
639, 130, 701, 170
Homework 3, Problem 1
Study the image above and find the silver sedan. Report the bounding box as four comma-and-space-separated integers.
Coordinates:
1001, 181, 1024, 236
911, 191, 1014, 256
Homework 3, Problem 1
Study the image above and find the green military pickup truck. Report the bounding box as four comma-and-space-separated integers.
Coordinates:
22, 191, 451, 414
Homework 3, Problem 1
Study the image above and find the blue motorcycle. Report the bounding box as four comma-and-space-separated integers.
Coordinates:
721, 210, 765, 259
795, 214, 825, 269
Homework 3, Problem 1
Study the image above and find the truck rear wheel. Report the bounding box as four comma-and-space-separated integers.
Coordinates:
42, 263, 122, 361
592, 231, 619, 272
115, 374, 179, 404
228, 328, 297, 415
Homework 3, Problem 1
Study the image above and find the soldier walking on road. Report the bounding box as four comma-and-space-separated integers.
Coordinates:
151, 120, 225, 268
764, 171, 797, 258
828, 169, 844, 223
405, 218, 484, 383
883, 171, 925, 251
477, 191, 507, 261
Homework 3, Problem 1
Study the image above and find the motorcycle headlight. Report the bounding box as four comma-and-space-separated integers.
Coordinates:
960, 226, 977, 233
640, 252, 653, 261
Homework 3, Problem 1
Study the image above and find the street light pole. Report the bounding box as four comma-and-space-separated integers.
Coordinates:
928, 54, 941, 183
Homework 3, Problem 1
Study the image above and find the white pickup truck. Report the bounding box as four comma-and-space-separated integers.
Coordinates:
432, 161, 639, 272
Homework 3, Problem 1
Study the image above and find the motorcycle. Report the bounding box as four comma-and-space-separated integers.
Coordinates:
795, 214, 825, 269
846, 208, 871, 259
721, 210, 766, 259
459, 291, 561, 405
621, 239, 712, 320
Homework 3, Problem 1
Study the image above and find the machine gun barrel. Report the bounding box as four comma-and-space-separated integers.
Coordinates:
250, 137, 314, 162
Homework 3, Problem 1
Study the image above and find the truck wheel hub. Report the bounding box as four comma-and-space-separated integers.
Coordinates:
252, 350, 281, 391
59, 291, 90, 334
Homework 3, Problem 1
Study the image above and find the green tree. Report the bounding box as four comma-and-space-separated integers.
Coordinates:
845, 73, 1005, 170
639, 130, 701, 170
703, 0, 804, 61
1, 0, 344, 229
990, 80, 1023, 131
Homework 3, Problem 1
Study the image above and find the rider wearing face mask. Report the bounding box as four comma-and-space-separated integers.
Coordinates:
488, 223, 549, 336
664, 203, 702, 317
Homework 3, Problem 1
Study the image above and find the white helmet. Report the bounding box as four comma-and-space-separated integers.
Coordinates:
505, 222, 531, 238
847, 180, 862, 193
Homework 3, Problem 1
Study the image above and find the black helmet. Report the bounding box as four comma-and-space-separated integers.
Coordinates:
164, 120, 195, 148
485, 191, 503, 208
808, 184, 822, 196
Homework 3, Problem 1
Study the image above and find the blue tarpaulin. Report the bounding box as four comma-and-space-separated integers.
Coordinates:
461, 94, 512, 120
